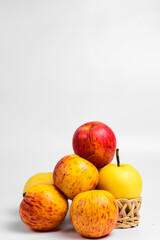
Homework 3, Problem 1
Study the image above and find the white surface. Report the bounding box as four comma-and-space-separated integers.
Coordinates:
0, 0, 160, 239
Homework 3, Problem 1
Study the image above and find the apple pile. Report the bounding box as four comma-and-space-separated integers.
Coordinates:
19, 121, 142, 238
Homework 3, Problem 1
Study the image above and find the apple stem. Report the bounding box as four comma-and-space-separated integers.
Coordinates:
88, 155, 95, 160
116, 149, 120, 167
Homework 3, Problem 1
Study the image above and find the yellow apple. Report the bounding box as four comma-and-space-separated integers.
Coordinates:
23, 172, 53, 197
98, 149, 142, 199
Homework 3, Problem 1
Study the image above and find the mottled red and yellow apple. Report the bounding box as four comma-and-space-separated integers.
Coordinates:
70, 190, 118, 238
19, 184, 68, 231
53, 154, 99, 200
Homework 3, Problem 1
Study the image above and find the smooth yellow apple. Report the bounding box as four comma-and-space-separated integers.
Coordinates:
23, 172, 53, 197
98, 149, 142, 199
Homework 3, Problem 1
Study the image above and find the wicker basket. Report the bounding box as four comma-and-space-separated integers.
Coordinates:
116, 197, 142, 228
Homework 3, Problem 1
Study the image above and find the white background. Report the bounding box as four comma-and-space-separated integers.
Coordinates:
0, 0, 160, 239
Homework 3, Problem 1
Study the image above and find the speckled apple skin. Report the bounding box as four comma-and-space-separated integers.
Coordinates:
72, 121, 116, 168
70, 190, 118, 238
19, 184, 68, 231
53, 154, 99, 200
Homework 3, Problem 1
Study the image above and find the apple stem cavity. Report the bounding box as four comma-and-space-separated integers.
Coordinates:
116, 149, 120, 167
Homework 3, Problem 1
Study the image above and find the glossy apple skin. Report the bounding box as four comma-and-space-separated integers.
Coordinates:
98, 163, 143, 199
72, 121, 116, 168
70, 190, 118, 238
53, 154, 99, 200
19, 184, 68, 231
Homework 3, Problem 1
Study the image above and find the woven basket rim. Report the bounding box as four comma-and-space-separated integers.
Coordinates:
117, 197, 142, 201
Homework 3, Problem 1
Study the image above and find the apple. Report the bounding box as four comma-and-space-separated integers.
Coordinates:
72, 121, 116, 168
98, 149, 143, 199
19, 184, 68, 231
23, 172, 53, 197
70, 189, 118, 238
53, 154, 99, 200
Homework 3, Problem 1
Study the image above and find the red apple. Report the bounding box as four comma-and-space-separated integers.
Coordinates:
72, 121, 116, 168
